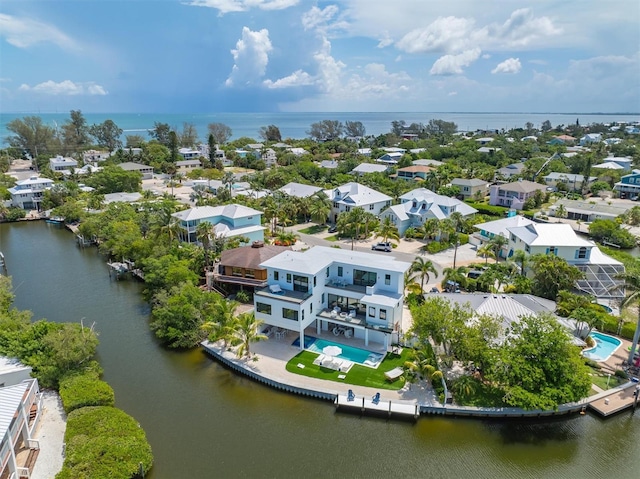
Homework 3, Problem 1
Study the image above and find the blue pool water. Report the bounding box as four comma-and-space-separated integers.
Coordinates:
582, 331, 622, 362
293, 336, 385, 367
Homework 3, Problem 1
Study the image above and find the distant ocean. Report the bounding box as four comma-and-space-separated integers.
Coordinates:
1, 112, 638, 145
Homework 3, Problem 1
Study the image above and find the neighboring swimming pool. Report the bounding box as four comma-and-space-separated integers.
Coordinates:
293, 336, 385, 368
582, 331, 622, 362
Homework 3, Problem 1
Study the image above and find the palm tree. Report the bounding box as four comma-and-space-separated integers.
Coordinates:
230, 312, 267, 358
202, 298, 239, 349
222, 171, 235, 197
309, 191, 331, 225
617, 270, 640, 365
555, 204, 567, 219
442, 266, 468, 291
420, 218, 440, 242
489, 234, 508, 263
410, 257, 438, 292
404, 271, 424, 296
477, 243, 495, 265
511, 249, 529, 276
196, 221, 213, 273
376, 216, 400, 243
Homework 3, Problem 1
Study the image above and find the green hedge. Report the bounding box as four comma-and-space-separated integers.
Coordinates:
59, 372, 115, 413
465, 201, 508, 216
57, 406, 153, 479
620, 321, 638, 341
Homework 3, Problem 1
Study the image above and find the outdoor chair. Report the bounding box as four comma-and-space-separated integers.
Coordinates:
347, 389, 355, 401
372, 392, 380, 405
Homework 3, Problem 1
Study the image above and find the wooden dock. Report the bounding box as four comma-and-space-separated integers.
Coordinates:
588, 382, 640, 417
335, 394, 419, 420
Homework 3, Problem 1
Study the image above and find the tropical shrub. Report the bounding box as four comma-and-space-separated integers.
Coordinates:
235, 290, 251, 303
57, 406, 153, 479
59, 371, 115, 413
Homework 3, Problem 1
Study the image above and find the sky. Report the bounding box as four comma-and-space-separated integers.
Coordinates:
0, 0, 639, 113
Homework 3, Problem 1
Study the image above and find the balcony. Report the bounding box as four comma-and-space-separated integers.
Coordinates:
325, 279, 367, 295
255, 286, 311, 304
316, 308, 394, 334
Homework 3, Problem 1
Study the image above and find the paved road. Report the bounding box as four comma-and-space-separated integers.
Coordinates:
295, 229, 445, 286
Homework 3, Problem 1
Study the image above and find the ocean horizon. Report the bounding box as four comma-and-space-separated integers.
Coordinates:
2, 111, 639, 145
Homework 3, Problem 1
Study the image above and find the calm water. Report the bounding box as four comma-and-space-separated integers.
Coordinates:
1, 112, 638, 145
2, 221, 639, 478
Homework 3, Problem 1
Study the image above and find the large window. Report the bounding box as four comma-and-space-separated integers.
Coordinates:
232, 267, 243, 277
282, 308, 298, 321
577, 247, 588, 259
379, 309, 387, 320
274, 271, 279, 281
337, 266, 343, 277
293, 275, 309, 293
256, 302, 271, 315
354, 269, 377, 287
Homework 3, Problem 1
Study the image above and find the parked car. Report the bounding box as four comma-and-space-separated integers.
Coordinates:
371, 242, 392, 252
429, 287, 440, 293
328, 225, 338, 233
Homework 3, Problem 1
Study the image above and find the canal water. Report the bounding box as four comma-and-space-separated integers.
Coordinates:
2, 221, 639, 478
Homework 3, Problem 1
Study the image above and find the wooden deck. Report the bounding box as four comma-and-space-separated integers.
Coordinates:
588, 382, 640, 417
335, 394, 419, 420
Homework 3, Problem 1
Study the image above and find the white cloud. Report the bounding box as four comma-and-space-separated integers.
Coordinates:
448, 91, 457, 96
0, 13, 78, 50
482, 8, 562, 49
263, 69, 313, 89
18, 80, 108, 96
491, 57, 521, 74
391, 8, 561, 56
225, 27, 273, 87
430, 48, 481, 75
312, 37, 346, 93
185, 0, 298, 15
301, 5, 349, 35
482, 54, 491, 59
396, 16, 475, 54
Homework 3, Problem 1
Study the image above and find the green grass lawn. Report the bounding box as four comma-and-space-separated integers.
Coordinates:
298, 224, 327, 234
285, 349, 410, 391
590, 372, 624, 391
325, 235, 340, 242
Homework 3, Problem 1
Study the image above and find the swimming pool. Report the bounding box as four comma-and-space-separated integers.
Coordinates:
582, 331, 622, 362
294, 336, 385, 368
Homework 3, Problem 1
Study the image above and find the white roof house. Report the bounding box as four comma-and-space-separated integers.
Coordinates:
356, 148, 372, 157
543, 172, 597, 191
413, 159, 443, 167
381, 188, 477, 237
593, 161, 626, 171
0, 356, 32, 387
318, 160, 339, 169
172, 204, 264, 244
505, 223, 624, 300
253, 246, 411, 351
351, 163, 388, 175
8, 176, 54, 210
474, 215, 535, 245
178, 148, 201, 160
49, 155, 78, 172
325, 182, 392, 223
278, 182, 323, 198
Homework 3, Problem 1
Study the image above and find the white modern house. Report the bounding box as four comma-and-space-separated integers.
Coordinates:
253, 246, 411, 350
543, 172, 597, 192
49, 155, 78, 173
83, 150, 111, 163
380, 188, 477, 237
325, 183, 392, 224
0, 356, 33, 388
178, 148, 201, 160
506, 223, 624, 301
0, 378, 42, 479
8, 176, 54, 210
172, 204, 265, 244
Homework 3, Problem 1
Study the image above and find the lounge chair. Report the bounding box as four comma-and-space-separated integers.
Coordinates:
269, 284, 283, 294
313, 354, 326, 366
372, 392, 381, 405
347, 389, 355, 401
384, 367, 404, 382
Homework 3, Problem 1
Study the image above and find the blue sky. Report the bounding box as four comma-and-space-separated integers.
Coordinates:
1, 0, 638, 113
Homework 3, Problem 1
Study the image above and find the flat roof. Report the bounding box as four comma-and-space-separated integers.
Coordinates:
260, 246, 411, 275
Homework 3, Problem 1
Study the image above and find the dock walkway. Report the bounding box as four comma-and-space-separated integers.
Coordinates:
588, 381, 640, 417
335, 394, 419, 420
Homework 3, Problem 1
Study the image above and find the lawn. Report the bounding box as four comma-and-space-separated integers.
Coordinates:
325, 235, 340, 242
298, 224, 327, 234
285, 349, 410, 390
590, 372, 624, 391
